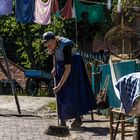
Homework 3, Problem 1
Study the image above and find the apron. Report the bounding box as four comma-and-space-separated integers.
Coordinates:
55, 37, 96, 119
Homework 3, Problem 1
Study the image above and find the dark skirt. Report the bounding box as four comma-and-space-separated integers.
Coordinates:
56, 53, 96, 120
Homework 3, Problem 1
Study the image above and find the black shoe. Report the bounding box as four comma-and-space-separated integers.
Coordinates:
60, 119, 66, 127
71, 117, 82, 128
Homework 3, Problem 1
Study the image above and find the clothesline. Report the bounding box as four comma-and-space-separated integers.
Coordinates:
79, 0, 109, 5
79, 0, 140, 9
1, 0, 139, 24
0, 0, 73, 25
0, 0, 136, 29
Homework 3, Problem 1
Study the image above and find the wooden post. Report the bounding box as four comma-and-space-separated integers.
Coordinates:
110, 108, 113, 140
121, 8, 125, 54
0, 37, 21, 114
133, 116, 140, 140
138, 117, 140, 139
121, 114, 125, 140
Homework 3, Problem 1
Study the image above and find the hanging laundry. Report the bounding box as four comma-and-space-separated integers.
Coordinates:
52, 0, 61, 17
61, 0, 72, 19
116, 72, 140, 114
117, 0, 121, 13
72, 1, 76, 18
15, 0, 35, 23
0, 0, 13, 16
75, 0, 105, 23
107, 0, 111, 10
34, 0, 51, 25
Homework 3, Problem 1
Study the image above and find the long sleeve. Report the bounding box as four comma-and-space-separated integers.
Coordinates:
63, 45, 72, 64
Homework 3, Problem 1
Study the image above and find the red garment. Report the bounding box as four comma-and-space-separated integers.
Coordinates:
52, 0, 59, 13
61, 0, 72, 19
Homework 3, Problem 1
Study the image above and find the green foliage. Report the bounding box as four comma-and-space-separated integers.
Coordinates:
63, 18, 76, 41
0, 9, 76, 69
46, 101, 56, 111
1, 0, 127, 67
112, 0, 140, 23
0, 13, 66, 69
42, 0, 48, 2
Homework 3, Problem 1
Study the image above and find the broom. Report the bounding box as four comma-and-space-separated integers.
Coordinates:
44, 55, 70, 137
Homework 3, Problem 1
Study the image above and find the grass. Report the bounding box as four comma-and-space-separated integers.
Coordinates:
46, 101, 56, 112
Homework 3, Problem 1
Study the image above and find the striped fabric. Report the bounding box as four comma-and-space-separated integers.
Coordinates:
77, 50, 110, 64
116, 72, 140, 114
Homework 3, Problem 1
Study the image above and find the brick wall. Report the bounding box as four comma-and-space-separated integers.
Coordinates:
0, 58, 27, 89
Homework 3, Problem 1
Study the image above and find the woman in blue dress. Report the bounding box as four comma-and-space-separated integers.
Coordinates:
42, 31, 96, 128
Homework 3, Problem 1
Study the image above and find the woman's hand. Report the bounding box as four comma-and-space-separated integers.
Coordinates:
53, 64, 71, 94
51, 68, 56, 77
53, 85, 61, 94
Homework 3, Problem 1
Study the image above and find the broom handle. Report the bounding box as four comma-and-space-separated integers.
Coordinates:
54, 77, 59, 126
53, 55, 59, 126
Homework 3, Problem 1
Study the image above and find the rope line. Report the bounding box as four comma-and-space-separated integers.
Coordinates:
79, 0, 140, 9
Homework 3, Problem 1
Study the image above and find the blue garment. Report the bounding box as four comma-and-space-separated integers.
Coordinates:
15, 0, 35, 23
116, 72, 140, 114
55, 37, 74, 61
55, 37, 96, 119
0, 0, 13, 16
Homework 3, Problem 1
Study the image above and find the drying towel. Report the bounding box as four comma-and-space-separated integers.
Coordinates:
116, 72, 140, 114
52, 0, 61, 17
15, 0, 35, 23
0, 0, 13, 16
61, 0, 72, 19
34, 0, 51, 25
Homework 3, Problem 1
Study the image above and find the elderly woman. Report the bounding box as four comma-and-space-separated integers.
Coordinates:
42, 31, 96, 128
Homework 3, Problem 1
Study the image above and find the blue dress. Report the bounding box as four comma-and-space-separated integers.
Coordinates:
55, 37, 96, 120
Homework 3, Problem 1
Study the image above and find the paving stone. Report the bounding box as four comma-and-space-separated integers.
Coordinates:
0, 96, 134, 140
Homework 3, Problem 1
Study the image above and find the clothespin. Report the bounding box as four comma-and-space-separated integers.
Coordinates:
107, 0, 111, 10
117, 0, 121, 13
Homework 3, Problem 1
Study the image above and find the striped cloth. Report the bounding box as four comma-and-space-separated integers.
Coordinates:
0, 0, 13, 16
116, 72, 140, 114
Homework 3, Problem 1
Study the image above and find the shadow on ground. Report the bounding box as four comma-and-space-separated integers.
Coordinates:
70, 126, 110, 136
82, 119, 109, 123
